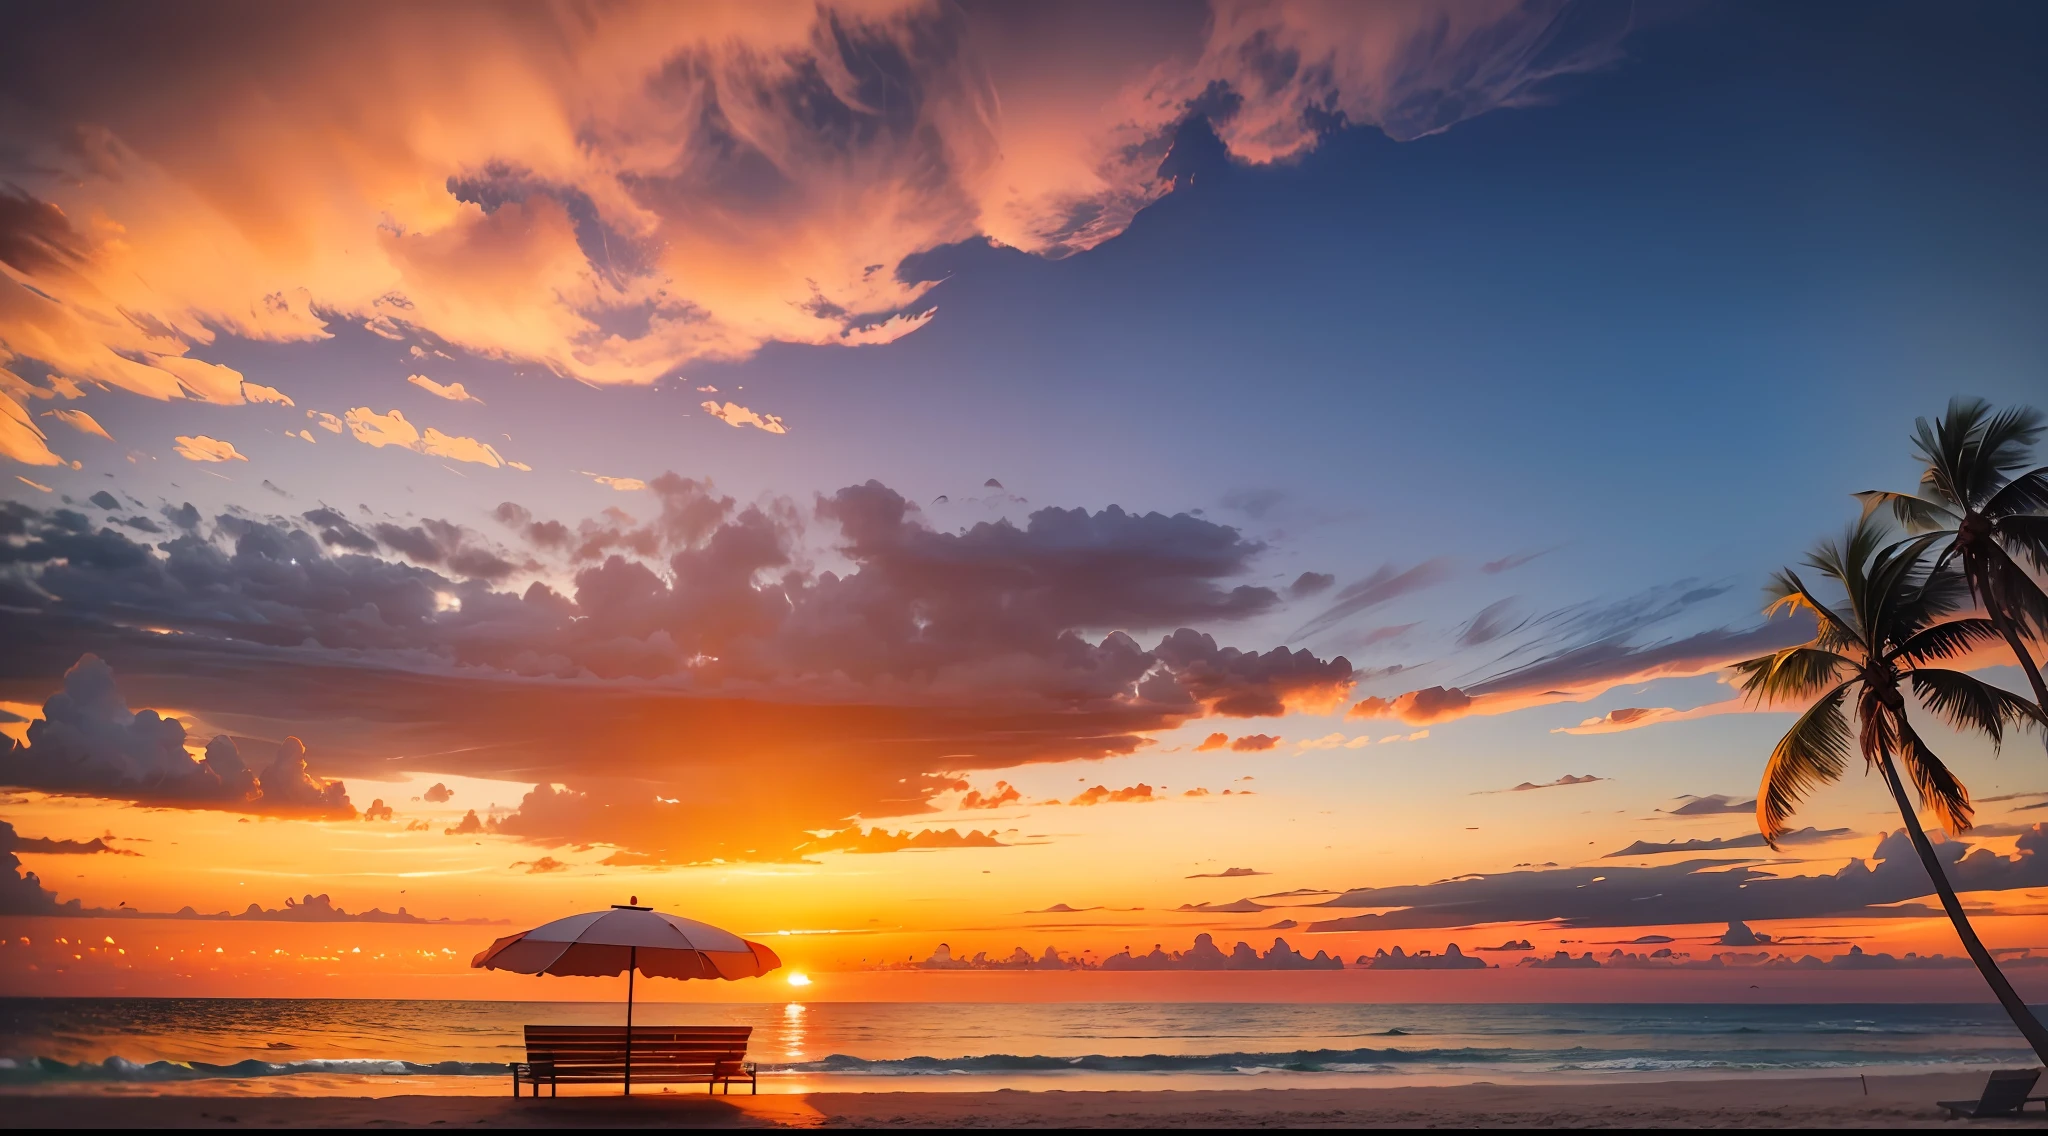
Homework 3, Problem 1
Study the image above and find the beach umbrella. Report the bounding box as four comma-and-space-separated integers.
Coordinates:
471, 897, 781, 1093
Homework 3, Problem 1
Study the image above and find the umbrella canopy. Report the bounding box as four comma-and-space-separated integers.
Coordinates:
472, 900, 781, 980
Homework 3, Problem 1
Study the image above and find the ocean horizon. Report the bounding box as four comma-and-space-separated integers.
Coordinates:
3, 998, 2041, 1094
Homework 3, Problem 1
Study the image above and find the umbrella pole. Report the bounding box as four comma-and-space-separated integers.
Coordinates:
624, 946, 635, 1097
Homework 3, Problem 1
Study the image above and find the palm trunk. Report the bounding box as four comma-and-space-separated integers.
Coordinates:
1875, 740, 2048, 1064
1985, 593, 2048, 725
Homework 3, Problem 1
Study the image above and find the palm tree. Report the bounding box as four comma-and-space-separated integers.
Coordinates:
1855, 397, 2048, 717
1735, 517, 2048, 1063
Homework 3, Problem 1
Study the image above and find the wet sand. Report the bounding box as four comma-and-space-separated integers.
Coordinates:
3, 1071, 2039, 1127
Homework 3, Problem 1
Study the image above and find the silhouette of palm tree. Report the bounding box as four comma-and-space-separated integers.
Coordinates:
1856, 398, 2048, 721
1735, 516, 2048, 1062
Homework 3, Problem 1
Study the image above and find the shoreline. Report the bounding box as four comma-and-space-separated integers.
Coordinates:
0, 1072, 2035, 1127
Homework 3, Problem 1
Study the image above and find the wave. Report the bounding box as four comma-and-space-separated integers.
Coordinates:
766, 1044, 2031, 1077
0, 1056, 509, 1084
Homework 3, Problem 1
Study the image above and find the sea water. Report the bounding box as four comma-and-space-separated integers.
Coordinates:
0, 999, 2038, 1094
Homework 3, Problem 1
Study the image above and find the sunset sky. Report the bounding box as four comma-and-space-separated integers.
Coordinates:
3, 0, 2047, 1002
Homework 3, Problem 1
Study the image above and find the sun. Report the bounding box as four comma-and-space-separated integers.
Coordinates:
786, 971, 812, 987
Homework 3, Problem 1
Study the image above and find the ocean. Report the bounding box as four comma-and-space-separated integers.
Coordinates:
0, 999, 2039, 1094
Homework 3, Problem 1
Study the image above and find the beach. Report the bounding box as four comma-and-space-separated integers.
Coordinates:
1, 1073, 2032, 1128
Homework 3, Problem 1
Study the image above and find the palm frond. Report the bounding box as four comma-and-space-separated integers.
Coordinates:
1897, 720, 1974, 834
1997, 514, 2048, 576
1911, 399, 1989, 509
1854, 490, 1960, 533
1910, 668, 2047, 750
1756, 682, 1854, 847
1733, 645, 1855, 705
1870, 531, 1953, 639
1983, 468, 2048, 521
1763, 567, 1861, 650
1892, 617, 2004, 665
1974, 405, 2046, 482
1983, 545, 2048, 637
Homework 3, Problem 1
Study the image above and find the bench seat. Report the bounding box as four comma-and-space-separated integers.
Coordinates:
514, 1025, 756, 1096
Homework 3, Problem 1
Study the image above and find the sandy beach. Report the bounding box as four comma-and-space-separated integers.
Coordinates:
3, 1072, 2038, 1128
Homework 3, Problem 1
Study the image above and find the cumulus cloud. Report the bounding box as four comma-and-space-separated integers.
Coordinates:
700, 401, 788, 434
422, 782, 453, 803
1068, 783, 1155, 806
1101, 934, 1340, 971
1228, 733, 1280, 752
1194, 732, 1229, 752
1307, 827, 2048, 932
0, 478, 1346, 859
957, 781, 1021, 810
1187, 866, 1266, 879
1348, 685, 1472, 724
407, 374, 483, 404
798, 826, 1004, 855
172, 435, 246, 463
0, 1, 1628, 423
0, 655, 354, 817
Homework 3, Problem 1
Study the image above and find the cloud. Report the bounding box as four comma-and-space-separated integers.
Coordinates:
1483, 773, 1605, 794
363, 799, 393, 821
1, 388, 65, 466
798, 826, 1004, 855
1482, 550, 1550, 575
1605, 827, 1850, 857
445, 809, 495, 836
1668, 794, 1756, 816
1194, 732, 1229, 752
422, 782, 453, 804
0, 2, 1627, 410
1069, 783, 1155, 806
172, 435, 246, 463
307, 411, 344, 434
342, 407, 513, 468
957, 781, 1021, 810
1356, 579, 1814, 725
1359, 944, 1489, 970
0, 820, 135, 857
0, 480, 1346, 859
241, 382, 294, 406
1287, 572, 1335, 599
1306, 827, 2048, 933
1347, 685, 1472, 725
407, 374, 483, 404
580, 472, 647, 492
699, 401, 788, 434
42, 408, 111, 441
512, 856, 567, 874
1554, 698, 1749, 735
1186, 866, 1266, 879
1228, 734, 1279, 752
1101, 934, 1340, 971
1289, 559, 1455, 641
1458, 598, 1526, 647
0, 655, 354, 817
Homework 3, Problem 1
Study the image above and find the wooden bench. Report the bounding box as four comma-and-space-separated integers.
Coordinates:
513, 1025, 756, 1096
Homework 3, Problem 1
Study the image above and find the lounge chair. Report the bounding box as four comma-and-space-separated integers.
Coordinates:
513, 1024, 756, 1096
1937, 1068, 2048, 1118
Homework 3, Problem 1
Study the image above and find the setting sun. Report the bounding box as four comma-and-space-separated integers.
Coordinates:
786, 973, 812, 988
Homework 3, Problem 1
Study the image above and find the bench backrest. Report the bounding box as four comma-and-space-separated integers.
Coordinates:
523, 1025, 752, 1079
1975, 1068, 2042, 1115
